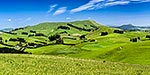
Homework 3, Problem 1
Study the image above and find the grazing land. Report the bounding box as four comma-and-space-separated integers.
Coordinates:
0, 54, 150, 75
0, 20, 150, 74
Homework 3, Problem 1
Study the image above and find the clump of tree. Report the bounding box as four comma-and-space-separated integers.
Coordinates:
30, 30, 36, 33
57, 26, 70, 30
101, 32, 108, 36
114, 30, 124, 34
28, 34, 34, 37
130, 38, 138, 42
12, 27, 24, 31
9, 37, 26, 43
22, 32, 28, 35
48, 34, 64, 44
80, 35, 86, 40
0, 37, 3, 44
88, 39, 96, 42
0, 47, 29, 54
130, 37, 140, 42
146, 35, 150, 39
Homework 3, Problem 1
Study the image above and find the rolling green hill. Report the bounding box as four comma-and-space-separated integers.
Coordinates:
0, 20, 150, 65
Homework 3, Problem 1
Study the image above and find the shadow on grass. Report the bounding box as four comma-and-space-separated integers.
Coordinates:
0, 47, 29, 54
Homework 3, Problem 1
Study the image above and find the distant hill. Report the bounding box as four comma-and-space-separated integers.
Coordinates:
12, 20, 104, 36
113, 24, 150, 31
0, 28, 13, 32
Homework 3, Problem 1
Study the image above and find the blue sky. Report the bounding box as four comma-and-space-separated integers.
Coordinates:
1, 0, 150, 29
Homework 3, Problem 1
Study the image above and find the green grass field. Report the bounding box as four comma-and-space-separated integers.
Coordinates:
0, 20, 150, 74
0, 54, 150, 75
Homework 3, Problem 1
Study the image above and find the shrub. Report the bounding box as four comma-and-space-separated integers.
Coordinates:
22, 32, 28, 35
48, 34, 60, 41
130, 38, 138, 42
56, 38, 64, 44
88, 39, 95, 42
0, 37, 2, 40
146, 35, 150, 39
9, 37, 26, 43
30, 30, 36, 33
28, 34, 34, 37
101, 32, 108, 36
57, 26, 70, 30
114, 30, 124, 34
80, 35, 86, 40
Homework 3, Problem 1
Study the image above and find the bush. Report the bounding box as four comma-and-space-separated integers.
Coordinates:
30, 30, 36, 33
22, 32, 28, 35
146, 35, 150, 39
80, 35, 86, 40
48, 34, 60, 41
56, 38, 64, 44
9, 37, 26, 43
101, 32, 108, 36
130, 38, 138, 42
17, 37, 26, 42
88, 39, 95, 42
57, 26, 70, 30
0, 37, 2, 40
12, 27, 24, 31
28, 34, 34, 37
114, 30, 124, 34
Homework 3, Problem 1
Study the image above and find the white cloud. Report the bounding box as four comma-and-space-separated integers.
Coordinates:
88, 17, 92, 19
70, 0, 104, 13
66, 17, 71, 20
48, 4, 58, 13
53, 7, 67, 15
70, 0, 150, 13
104, 1, 130, 6
8, 19, 12, 22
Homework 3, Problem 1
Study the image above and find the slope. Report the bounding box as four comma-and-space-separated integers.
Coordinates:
0, 54, 150, 75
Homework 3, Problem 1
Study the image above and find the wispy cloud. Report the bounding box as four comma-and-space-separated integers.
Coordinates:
53, 7, 67, 15
70, 0, 150, 13
7, 18, 12, 22
66, 17, 71, 20
48, 4, 58, 13
71, 0, 104, 13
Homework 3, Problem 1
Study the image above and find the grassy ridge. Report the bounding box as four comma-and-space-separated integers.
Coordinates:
0, 54, 150, 75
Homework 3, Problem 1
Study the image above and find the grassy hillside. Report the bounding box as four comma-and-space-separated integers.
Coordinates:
26, 31, 150, 65
13, 20, 101, 35
0, 54, 150, 75
1, 20, 150, 65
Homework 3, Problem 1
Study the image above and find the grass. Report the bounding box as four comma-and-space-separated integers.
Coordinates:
0, 54, 150, 75
1, 20, 150, 65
